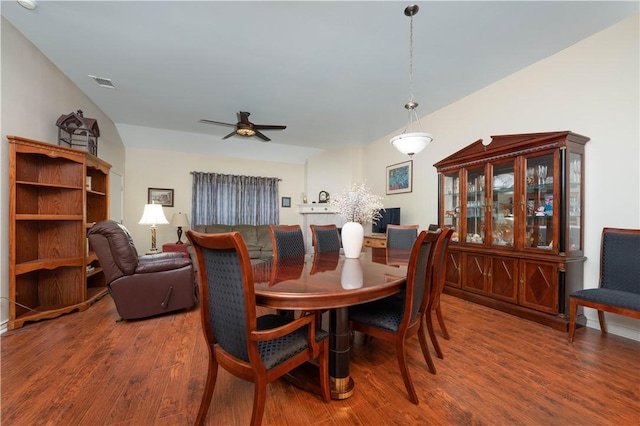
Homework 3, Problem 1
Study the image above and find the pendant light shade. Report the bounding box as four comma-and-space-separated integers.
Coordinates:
390, 4, 433, 156
390, 132, 433, 156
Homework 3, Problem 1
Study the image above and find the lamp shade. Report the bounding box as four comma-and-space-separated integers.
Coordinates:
171, 212, 189, 228
138, 204, 169, 225
389, 132, 433, 156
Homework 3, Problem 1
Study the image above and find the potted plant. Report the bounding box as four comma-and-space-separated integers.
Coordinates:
330, 183, 384, 258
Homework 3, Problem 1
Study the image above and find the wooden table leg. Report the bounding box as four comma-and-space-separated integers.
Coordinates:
329, 307, 354, 399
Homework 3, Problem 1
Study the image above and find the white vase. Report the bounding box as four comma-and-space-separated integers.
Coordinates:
341, 258, 363, 289
341, 221, 364, 258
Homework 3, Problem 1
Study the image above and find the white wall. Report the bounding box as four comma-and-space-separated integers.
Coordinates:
0, 18, 126, 329
122, 147, 305, 252
305, 145, 364, 205
358, 14, 640, 339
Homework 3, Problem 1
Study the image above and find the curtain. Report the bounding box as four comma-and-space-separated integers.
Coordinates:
191, 172, 280, 226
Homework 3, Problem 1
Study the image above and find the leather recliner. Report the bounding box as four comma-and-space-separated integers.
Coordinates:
88, 220, 197, 320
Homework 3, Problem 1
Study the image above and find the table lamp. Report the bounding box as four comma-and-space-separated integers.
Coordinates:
138, 203, 169, 253
171, 212, 190, 244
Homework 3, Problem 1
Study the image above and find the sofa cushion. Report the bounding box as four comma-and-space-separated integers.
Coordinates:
232, 225, 259, 246
194, 224, 232, 234
256, 225, 273, 252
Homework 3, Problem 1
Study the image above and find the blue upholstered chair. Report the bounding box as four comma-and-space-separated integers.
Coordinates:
349, 230, 441, 404
310, 224, 341, 253
568, 228, 640, 342
269, 225, 305, 260
186, 230, 330, 426
386, 224, 419, 249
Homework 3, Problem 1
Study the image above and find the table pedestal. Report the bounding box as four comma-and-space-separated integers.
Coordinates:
329, 307, 354, 399
283, 307, 355, 400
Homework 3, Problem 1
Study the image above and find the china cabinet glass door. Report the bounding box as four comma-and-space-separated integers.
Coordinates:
465, 167, 485, 244
524, 153, 554, 249
568, 152, 582, 252
491, 161, 515, 247
442, 171, 460, 242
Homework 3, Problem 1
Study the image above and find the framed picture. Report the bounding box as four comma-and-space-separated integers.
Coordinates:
386, 160, 413, 195
148, 188, 174, 207
282, 196, 291, 208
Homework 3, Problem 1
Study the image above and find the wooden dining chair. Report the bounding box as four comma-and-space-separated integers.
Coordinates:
186, 230, 330, 426
424, 227, 454, 363
310, 224, 341, 253
349, 230, 440, 404
386, 224, 419, 249
269, 225, 305, 261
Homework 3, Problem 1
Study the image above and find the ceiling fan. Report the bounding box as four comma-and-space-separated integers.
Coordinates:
199, 111, 286, 142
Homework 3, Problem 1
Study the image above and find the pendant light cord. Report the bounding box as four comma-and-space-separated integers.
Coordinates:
408, 13, 414, 104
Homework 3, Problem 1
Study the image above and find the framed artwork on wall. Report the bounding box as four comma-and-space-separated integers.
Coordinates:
148, 188, 174, 207
282, 197, 291, 208
386, 160, 413, 195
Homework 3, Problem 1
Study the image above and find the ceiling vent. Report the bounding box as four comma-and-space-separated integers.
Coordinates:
89, 75, 116, 89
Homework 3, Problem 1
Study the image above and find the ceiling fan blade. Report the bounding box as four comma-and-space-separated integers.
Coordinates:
199, 119, 236, 127
254, 130, 271, 142
253, 124, 287, 130
238, 111, 251, 125
222, 130, 237, 139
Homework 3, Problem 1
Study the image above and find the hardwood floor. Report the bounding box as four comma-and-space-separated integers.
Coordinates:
2, 294, 639, 425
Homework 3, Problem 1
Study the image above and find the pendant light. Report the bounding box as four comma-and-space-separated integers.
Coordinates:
389, 4, 433, 156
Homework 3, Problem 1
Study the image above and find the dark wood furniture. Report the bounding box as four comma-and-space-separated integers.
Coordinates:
434, 131, 589, 331
363, 234, 387, 248
8, 135, 110, 329
568, 228, 640, 342
349, 231, 441, 404
252, 249, 408, 399
187, 230, 330, 426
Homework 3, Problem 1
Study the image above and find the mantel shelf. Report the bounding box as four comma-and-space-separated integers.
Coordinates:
297, 204, 338, 214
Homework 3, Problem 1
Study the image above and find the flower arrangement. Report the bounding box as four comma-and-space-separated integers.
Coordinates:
330, 183, 384, 225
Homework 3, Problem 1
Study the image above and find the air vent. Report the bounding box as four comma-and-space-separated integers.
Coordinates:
89, 75, 116, 89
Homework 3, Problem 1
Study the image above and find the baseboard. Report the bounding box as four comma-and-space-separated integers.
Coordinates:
0, 319, 8, 335
584, 314, 640, 342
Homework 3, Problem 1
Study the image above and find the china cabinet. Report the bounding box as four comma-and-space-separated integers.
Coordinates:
8, 136, 111, 329
434, 131, 588, 330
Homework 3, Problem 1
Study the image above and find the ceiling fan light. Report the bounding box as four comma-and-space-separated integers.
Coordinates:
389, 132, 433, 156
236, 128, 256, 137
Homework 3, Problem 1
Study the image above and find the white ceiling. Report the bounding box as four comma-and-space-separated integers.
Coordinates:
2, 1, 638, 158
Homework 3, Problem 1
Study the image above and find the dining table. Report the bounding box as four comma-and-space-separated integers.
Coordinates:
252, 248, 410, 399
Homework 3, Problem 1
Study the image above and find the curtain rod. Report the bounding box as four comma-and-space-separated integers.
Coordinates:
190, 171, 282, 181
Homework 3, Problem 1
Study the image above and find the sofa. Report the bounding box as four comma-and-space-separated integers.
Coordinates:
187, 224, 274, 259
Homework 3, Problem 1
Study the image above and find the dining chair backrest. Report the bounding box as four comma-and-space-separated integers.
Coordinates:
429, 227, 454, 307
190, 231, 256, 361
310, 224, 341, 253
387, 224, 419, 249
408, 230, 442, 324
269, 225, 305, 261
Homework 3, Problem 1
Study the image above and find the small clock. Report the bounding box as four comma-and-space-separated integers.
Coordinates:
318, 191, 329, 203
